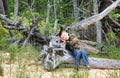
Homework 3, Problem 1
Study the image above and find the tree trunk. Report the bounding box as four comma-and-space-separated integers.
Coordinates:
63, 57, 120, 69
93, 0, 102, 51
73, 0, 79, 21
44, 0, 50, 35
14, 0, 19, 23
0, 0, 5, 14
2, 0, 9, 16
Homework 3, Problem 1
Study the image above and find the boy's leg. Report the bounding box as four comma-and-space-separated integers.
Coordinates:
72, 50, 81, 70
80, 48, 89, 65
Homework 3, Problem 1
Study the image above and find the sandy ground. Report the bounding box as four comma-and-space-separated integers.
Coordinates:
0, 52, 120, 78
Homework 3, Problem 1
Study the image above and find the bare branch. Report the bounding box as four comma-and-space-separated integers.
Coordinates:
0, 14, 15, 24
108, 15, 120, 28
53, 19, 58, 34
44, 0, 51, 35
73, 0, 120, 31
21, 1, 36, 23
31, 0, 35, 8
22, 26, 36, 47
2, 25, 26, 30
80, 40, 97, 46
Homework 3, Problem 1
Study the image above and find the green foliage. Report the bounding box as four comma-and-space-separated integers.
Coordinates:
109, 9, 120, 21
0, 26, 10, 50
0, 24, 8, 38
104, 45, 120, 59
7, 44, 18, 61
89, 45, 120, 59
10, 12, 14, 20
107, 32, 116, 42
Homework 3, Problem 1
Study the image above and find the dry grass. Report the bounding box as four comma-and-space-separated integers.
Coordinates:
0, 51, 120, 78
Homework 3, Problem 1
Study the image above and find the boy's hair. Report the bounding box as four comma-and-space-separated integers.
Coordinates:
58, 27, 65, 37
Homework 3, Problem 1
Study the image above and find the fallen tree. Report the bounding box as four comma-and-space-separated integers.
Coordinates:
38, 36, 120, 70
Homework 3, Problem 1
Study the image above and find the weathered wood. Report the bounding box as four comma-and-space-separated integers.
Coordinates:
108, 15, 120, 28
44, 0, 50, 35
14, 0, 18, 23
73, 0, 79, 21
0, 14, 15, 24
93, 0, 102, 51
89, 57, 120, 69
22, 26, 36, 47
53, 19, 58, 34
63, 57, 120, 69
38, 35, 120, 70
79, 40, 97, 46
0, 0, 5, 14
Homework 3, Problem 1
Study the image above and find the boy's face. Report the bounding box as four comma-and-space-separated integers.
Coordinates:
60, 31, 69, 42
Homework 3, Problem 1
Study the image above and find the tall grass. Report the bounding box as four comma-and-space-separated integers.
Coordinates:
69, 69, 89, 78
106, 69, 120, 78
7, 44, 18, 62
0, 63, 4, 76
89, 45, 120, 59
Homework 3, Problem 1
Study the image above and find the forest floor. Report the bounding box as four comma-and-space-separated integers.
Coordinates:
0, 51, 120, 78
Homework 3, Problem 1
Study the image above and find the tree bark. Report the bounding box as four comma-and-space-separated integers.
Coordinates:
93, 0, 102, 51
73, 0, 120, 31
14, 0, 19, 23
73, 0, 79, 21
63, 57, 120, 69
53, 19, 58, 34
0, 0, 5, 14
44, 0, 50, 35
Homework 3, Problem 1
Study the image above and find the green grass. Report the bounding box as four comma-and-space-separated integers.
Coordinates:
0, 63, 4, 76
69, 69, 89, 78
89, 45, 120, 59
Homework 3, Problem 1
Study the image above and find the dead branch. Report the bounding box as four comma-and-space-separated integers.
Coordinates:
21, 1, 36, 23
73, 0, 120, 31
44, 0, 51, 35
108, 15, 120, 28
31, 0, 35, 8
53, 19, 58, 34
2, 24, 26, 30
102, 30, 110, 46
79, 40, 97, 46
22, 26, 36, 47
0, 14, 15, 24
